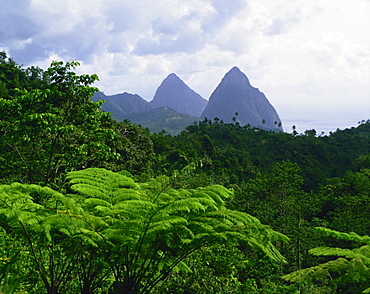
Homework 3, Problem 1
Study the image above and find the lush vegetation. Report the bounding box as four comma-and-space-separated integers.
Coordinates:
1, 52, 370, 293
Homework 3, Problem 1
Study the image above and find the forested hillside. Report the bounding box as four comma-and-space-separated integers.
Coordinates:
1, 53, 370, 293
151, 119, 370, 191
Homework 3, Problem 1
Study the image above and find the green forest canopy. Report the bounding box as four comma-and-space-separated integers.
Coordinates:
1, 52, 370, 293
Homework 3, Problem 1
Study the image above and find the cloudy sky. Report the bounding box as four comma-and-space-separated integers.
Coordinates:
1, 0, 369, 133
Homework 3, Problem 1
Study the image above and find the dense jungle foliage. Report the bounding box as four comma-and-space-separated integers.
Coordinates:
1, 52, 370, 293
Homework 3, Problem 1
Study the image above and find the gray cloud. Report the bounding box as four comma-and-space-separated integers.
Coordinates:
105, 3, 140, 33
265, 17, 290, 35
132, 0, 249, 56
133, 8, 205, 55
202, 0, 248, 32
0, 0, 40, 52
0, 14, 37, 41
264, 11, 301, 35
1, 0, 115, 63
9, 42, 49, 64
1, 0, 248, 63
152, 17, 180, 36
134, 30, 202, 56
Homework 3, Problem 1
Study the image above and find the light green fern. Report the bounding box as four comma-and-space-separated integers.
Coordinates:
0, 168, 288, 294
66, 168, 288, 293
282, 227, 370, 293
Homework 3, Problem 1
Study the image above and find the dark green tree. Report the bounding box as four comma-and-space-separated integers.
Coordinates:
107, 121, 155, 177
315, 168, 370, 236
231, 161, 318, 274
0, 60, 119, 185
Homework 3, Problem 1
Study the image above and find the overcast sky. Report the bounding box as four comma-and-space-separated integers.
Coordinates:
1, 0, 369, 134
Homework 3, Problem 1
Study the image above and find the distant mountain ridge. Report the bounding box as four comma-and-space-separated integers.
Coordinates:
124, 107, 201, 136
92, 91, 200, 135
92, 92, 153, 121
92, 67, 284, 134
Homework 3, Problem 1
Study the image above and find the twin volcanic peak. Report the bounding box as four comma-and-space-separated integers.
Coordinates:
93, 66, 283, 132
201, 66, 283, 131
150, 73, 208, 117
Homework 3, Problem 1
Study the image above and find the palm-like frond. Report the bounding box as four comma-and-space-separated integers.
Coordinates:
0, 168, 288, 294
315, 227, 370, 244
282, 227, 370, 293
65, 168, 289, 293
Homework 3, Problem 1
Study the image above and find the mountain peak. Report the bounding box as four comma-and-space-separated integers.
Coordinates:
229, 66, 242, 73
165, 73, 180, 80
201, 67, 283, 131
159, 73, 187, 88
150, 73, 207, 117
223, 66, 252, 87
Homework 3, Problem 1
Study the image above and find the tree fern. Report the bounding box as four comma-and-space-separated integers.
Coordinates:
282, 227, 370, 293
66, 168, 288, 294
0, 182, 109, 293
0, 168, 288, 294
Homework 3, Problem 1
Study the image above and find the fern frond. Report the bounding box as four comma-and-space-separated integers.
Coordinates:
147, 216, 188, 236
164, 198, 209, 214
283, 228, 370, 292
203, 210, 249, 227
67, 168, 139, 200
93, 205, 113, 215
315, 227, 370, 244
112, 190, 143, 203
282, 258, 350, 283
73, 229, 104, 247
69, 184, 112, 201
193, 185, 232, 206
310, 247, 370, 261
85, 198, 112, 208
113, 200, 156, 214
187, 220, 218, 235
